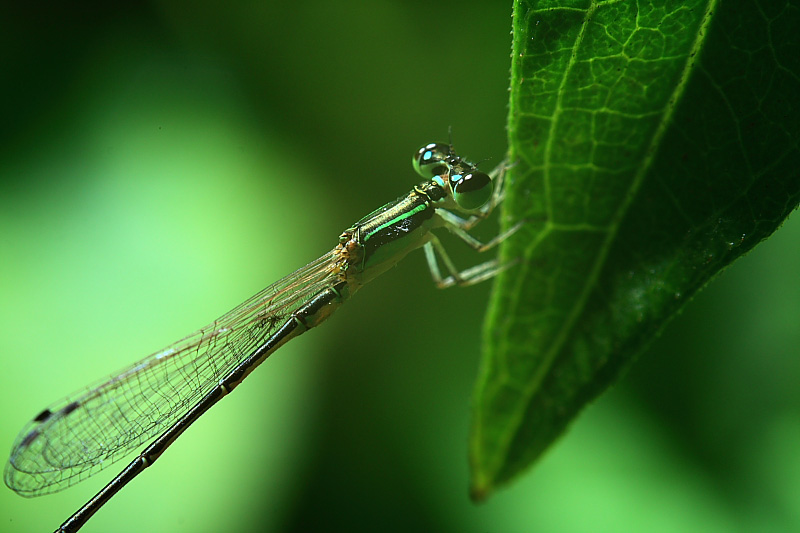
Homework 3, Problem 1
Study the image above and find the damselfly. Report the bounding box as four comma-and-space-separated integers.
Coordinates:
5, 142, 516, 532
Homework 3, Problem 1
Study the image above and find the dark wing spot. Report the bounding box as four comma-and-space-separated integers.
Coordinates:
62, 401, 80, 416
33, 408, 52, 422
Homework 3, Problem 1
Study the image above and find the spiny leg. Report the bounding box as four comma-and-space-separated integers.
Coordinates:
438, 212, 523, 252
423, 236, 515, 289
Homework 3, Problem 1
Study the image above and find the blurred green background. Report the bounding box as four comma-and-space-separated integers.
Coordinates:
1, 3, 798, 532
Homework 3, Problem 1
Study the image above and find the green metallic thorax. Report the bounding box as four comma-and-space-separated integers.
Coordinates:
341, 180, 448, 286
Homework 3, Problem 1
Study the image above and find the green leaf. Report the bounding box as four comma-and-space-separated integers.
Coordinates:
470, 0, 800, 498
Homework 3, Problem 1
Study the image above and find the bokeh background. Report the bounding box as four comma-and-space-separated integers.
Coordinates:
1, 3, 798, 532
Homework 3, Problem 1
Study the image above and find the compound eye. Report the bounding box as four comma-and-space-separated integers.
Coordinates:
452, 171, 492, 210
413, 142, 452, 179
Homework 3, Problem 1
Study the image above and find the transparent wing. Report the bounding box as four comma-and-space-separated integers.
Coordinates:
5, 250, 339, 497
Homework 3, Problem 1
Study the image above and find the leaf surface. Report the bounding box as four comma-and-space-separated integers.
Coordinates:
471, 0, 800, 498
